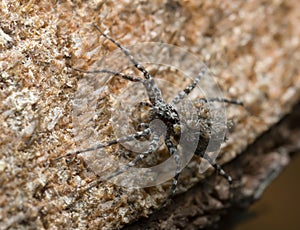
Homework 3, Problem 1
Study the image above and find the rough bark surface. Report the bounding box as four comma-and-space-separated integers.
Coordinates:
125, 103, 300, 229
0, 0, 300, 229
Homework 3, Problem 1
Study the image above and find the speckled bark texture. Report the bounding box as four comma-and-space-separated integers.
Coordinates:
0, 0, 299, 229
125, 103, 300, 229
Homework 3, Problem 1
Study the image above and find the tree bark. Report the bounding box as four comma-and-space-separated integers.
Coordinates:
125, 103, 300, 229
0, 0, 300, 229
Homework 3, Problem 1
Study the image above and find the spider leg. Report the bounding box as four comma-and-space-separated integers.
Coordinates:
83, 132, 161, 193
93, 24, 151, 79
54, 128, 151, 161
195, 150, 232, 184
72, 67, 144, 82
160, 133, 181, 207
93, 24, 163, 105
197, 97, 243, 106
171, 66, 207, 105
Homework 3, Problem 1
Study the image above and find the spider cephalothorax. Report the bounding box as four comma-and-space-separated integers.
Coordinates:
150, 102, 180, 132
55, 24, 243, 206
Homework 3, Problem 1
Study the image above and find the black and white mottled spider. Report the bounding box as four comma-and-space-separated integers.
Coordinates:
56, 24, 243, 206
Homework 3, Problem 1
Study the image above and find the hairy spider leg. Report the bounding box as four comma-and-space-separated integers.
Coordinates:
82, 132, 161, 193
197, 97, 243, 106
54, 128, 151, 160
195, 150, 232, 184
72, 68, 144, 82
170, 65, 243, 107
171, 66, 207, 105
160, 134, 181, 207
93, 24, 163, 105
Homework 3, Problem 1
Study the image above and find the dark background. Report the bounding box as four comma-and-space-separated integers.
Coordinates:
221, 103, 300, 230
227, 153, 300, 230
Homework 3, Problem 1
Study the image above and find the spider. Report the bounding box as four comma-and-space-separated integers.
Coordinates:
55, 24, 243, 207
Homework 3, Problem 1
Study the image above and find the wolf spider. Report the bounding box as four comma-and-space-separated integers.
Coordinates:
55, 24, 243, 206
